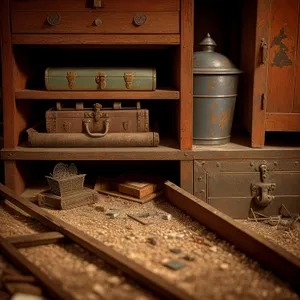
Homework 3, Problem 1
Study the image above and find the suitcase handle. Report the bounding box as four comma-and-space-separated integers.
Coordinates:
83, 119, 110, 138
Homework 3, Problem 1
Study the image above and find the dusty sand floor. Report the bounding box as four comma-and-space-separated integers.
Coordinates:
0, 194, 299, 300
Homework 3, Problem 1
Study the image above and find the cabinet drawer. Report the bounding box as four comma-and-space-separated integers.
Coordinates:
11, 11, 179, 34
11, 0, 180, 11
194, 159, 300, 219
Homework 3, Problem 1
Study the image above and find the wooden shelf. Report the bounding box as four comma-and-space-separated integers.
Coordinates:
1, 140, 185, 161
15, 89, 180, 100
12, 34, 180, 45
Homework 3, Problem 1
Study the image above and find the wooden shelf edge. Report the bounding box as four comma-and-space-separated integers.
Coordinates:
15, 89, 180, 100
12, 34, 181, 45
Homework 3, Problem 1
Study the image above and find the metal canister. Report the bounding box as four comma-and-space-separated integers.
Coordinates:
193, 34, 242, 145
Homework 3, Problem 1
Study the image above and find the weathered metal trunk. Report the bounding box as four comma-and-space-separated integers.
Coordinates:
193, 34, 242, 145
45, 67, 157, 91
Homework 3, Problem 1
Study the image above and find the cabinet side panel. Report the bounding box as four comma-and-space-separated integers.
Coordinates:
267, 0, 299, 113
240, 0, 257, 133
251, 0, 272, 147
0, 0, 18, 148
180, 0, 193, 150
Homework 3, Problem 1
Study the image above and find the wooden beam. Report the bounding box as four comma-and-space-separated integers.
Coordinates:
0, 182, 193, 300
6, 232, 65, 248
266, 113, 300, 131
180, 0, 194, 150
164, 181, 300, 294
0, 235, 75, 300
180, 161, 193, 194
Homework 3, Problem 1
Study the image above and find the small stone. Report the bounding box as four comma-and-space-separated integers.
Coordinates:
106, 276, 122, 285
122, 283, 133, 291
147, 238, 157, 245
136, 212, 151, 218
167, 233, 185, 239
92, 283, 105, 296
169, 248, 181, 254
86, 292, 98, 300
163, 260, 185, 271
203, 239, 213, 246
162, 214, 172, 220
275, 287, 281, 294
105, 209, 120, 218
95, 205, 105, 212
86, 264, 97, 273
182, 254, 196, 261
261, 290, 268, 297
220, 263, 229, 270
192, 249, 203, 256
209, 246, 218, 253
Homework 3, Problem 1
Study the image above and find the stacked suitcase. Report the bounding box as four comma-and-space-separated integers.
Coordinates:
27, 67, 159, 148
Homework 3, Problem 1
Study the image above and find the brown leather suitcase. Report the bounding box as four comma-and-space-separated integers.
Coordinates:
46, 101, 149, 135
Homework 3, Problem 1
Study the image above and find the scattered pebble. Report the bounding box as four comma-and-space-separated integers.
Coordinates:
220, 263, 229, 270
106, 276, 122, 285
85, 264, 97, 273
163, 260, 185, 271
182, 254, 196, 261
162, 214, 172, 221
94, 205, 105, 212
167, 233, 185, 239
92, 283, 105, 296
210, 246, 218, 253
147, 237, 157, 246
169, 248, 181, 254
105, 209, 120, 218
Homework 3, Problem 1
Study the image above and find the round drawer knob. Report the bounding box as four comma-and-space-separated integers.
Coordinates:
133, 14, 147, 26
46, 13, 61, 26
94, 18, 103, 27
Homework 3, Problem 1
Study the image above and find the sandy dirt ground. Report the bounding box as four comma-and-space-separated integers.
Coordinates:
0, 194, 299, 300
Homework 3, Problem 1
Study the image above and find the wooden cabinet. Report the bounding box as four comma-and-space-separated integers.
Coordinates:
241, 0, 300, 147
0, 0, 193, 194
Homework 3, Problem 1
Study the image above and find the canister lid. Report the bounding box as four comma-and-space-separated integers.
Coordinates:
193, 33, 242, 74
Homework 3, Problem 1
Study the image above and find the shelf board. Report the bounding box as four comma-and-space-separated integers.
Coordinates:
1, 140, 185, 161
12, 34, 180, 45
15, 89, 180, 100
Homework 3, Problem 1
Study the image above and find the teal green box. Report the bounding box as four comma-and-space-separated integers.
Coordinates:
45, 67, 157, 91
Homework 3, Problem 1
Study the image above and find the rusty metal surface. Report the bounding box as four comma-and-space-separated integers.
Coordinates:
194, 159, 300, 218
193, 34, 242, 145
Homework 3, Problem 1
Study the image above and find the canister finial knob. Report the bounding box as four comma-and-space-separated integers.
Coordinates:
198, 33, 217, 52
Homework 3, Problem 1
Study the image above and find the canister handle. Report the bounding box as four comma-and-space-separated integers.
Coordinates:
83, 119, 110, 137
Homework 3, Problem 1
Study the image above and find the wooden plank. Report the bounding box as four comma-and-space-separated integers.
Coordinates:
11, 0, 180, 12
180, 161, 193, 194
164, 181, 300, 293
267, 0, 299, 113
4, 161, 25, 195
11, 11, 179, 34
0, 0, 17, 148
265, 113, 300, 131
6, 232, 66, 248
15, 89, 180, 100
12, 34, 180, 45
2, 144, 300, 161
179, 0, 194, 150
251, 0, 272, 147
0, 183, 193, 300
0, 235, 75, 300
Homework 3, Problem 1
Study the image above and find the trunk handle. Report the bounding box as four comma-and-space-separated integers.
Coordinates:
83, 119, 110, 138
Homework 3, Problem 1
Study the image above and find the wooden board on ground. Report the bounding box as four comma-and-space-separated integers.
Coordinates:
164, 181, 300, 294
96, 189, 165, 204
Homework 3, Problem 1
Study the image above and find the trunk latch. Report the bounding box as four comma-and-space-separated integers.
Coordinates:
251, 164, 276, 207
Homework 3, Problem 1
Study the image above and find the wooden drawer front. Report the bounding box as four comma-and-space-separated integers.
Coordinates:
194, 159, 300, 219
11, 11, 179, 34
11, 0, 180, 11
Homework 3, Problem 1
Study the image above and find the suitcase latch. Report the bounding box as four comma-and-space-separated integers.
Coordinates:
251, 164, 276, 207
124, 72, 134, 89
66, 72, 77, 89
95, 72, 107, 90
